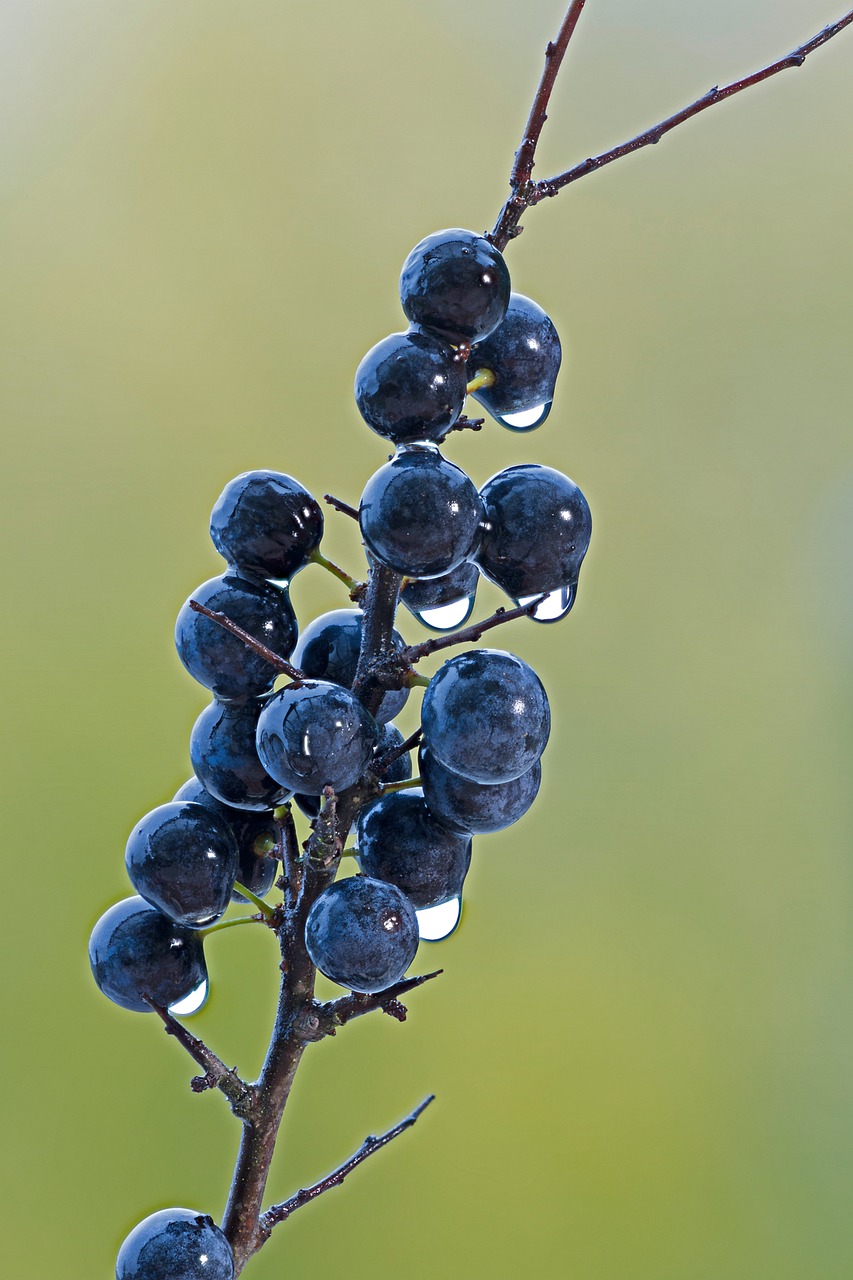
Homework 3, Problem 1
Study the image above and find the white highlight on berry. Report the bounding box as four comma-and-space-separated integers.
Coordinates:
416, 897, 462, 942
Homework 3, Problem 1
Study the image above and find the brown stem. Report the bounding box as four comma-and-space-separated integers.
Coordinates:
145, 1000, 255, 1120
189, 600, 305, 681
319, 970, 443, 1031
323, 492, 359, 521
490, 5, 853, 250
374, 727, 423, 775
400, 595, 546, 664
258, 1096, 435, 1238
512, 0, 588, 188
538, 8, 853, 198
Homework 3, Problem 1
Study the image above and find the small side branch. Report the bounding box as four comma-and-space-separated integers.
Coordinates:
145, 1000, 255, 1120
400, 596, 546, 664
374, 727, 422, 775
490, 4, 853, 249
323, 492, 359, 521
189, 600, 305, 681
539, 8, 853, 199
259, 1095, 435, 1238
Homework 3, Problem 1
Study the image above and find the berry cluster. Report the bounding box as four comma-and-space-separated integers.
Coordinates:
89, 226, 590, 1277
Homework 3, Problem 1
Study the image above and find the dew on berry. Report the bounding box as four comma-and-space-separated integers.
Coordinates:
518, 584, 576, 622
168, 977, 209, 1018
496, 401, 552, 431
416, 896, 462, 942
413, 596, 476, 630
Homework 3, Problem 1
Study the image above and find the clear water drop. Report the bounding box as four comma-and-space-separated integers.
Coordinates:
517, 584, 575, 623
416, 896, 462, 942
168, 978, 209, 1018
414, 596, 475, 631
497, 401, 551, 431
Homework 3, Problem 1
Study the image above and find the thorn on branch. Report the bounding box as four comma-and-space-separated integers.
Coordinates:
259, 1095, 436, 1238
144, 999, 255, 1121
323, 493, 359, 521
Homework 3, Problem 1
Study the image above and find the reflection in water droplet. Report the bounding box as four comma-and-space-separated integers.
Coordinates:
517, 584, 575, 623
414, 596, 475, 632
497, 401, 551, 431
168, 979, 209, 1018
416, 897, 462, 942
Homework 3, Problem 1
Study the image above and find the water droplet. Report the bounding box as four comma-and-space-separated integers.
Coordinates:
414, 596, 475, 631
416, 896, 462, 942
497, 401, 551, 431
168, 979, 209, 1018
517, 584, 575, 623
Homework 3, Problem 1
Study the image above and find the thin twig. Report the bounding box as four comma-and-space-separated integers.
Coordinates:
145, 999, 255, 1120
400, 595, 546, 664
512, 0, 588, 188
322, 970, 443, 1030
374, 727, 422, 775
538, 8, 853, 199
490, 5, 853, 249
323, 492, 359, 521
259, 1096, 435, 1237
276, 803, 302, 909
189, 600, 305, 680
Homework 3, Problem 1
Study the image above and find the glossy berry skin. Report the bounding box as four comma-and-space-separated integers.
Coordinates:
293, 608, 408, 724
469, 293, 561, 425
359, 448, 483, 579
476, 464, 592, 600
305, 875, 419, 993
357, 789, 472, 908
175, 570, 298, 703
399, 229, 511, 345
295, 721, 411, 821
173, 777, 278, 900
190, 699, 292, 812
354, 330, 467, 445
256, 680, 379, 795
89, 897, 208, 1014
421, 648, 550, 784
420, 744, 542, 835
210, 470, 323, 581
125, 801, 239, 928
116, 1208, 234, 1280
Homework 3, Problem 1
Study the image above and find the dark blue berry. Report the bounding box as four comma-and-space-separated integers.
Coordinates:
357, 789, 471, 908
399, 229, 511, 345
354, 330, 467, 445
293, 608, 408, 724
295, 722, 411, 821
173, 777, 278, 900
190, 699, 292, 811
476, 464, 592, 604
89, 897, 208, 1014
210, 470, 323, 580
359, 448, 482, 579
469, 293, 561, 430
116, 1207, 234, 1280
256, 680, 379, 795
420, 744, 541, 834
125, 801, 238, 928
421, 649, 550, 784
305, 875, 419, 993
175, 570, 297, 703
401, 560, 479, 630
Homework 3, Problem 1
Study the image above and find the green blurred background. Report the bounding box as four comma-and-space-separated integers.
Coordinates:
2, 1, 853, 1275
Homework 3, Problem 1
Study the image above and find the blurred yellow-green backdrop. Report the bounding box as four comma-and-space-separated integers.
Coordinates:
2, 2, 853, 1276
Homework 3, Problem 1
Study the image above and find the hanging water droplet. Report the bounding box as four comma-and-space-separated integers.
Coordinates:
517, 583, 575, 623
168, 978, 209, 1018
496, 401, 551, 431
416, 896, 462, 942
414, 596, 475, 631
